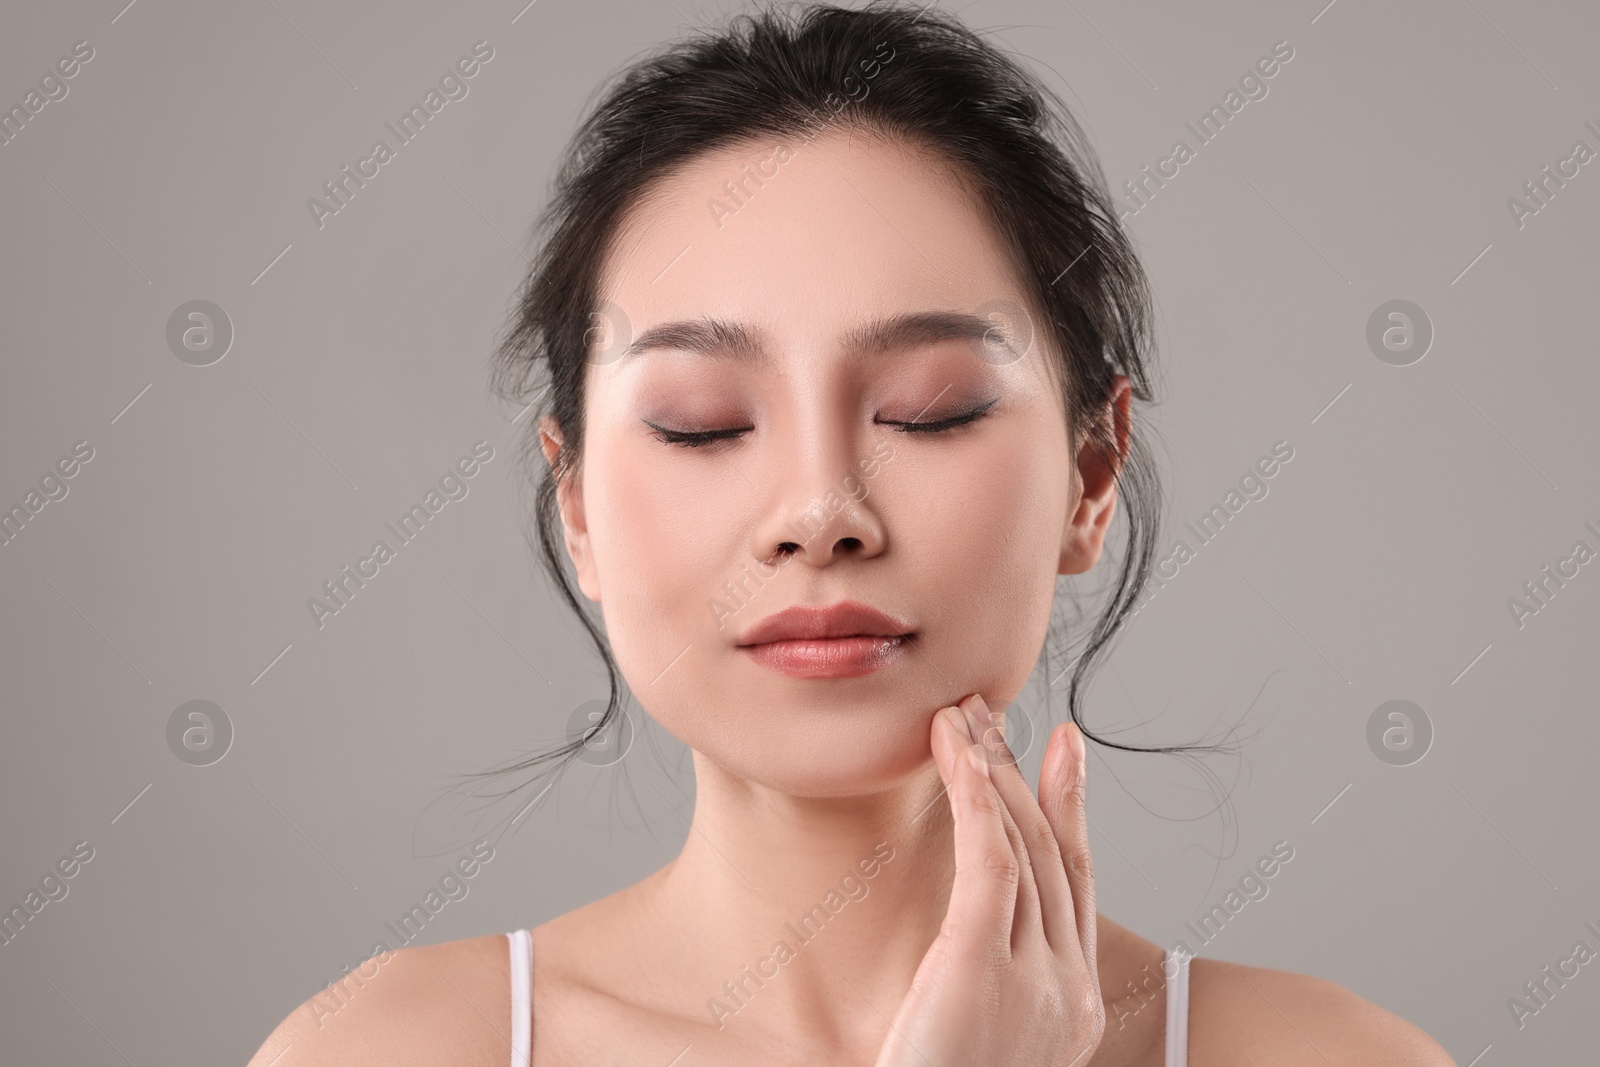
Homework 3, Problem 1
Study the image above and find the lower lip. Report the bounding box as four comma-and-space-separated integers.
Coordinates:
739, 635, 912, 678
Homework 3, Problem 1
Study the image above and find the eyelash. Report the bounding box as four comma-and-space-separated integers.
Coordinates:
886, 397, 1000, 434
645, 398, 999, 449
646, 424, 751, 449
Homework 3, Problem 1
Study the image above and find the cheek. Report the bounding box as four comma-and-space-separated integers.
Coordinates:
583, 436, 745, 685
895, 422, 1069, 689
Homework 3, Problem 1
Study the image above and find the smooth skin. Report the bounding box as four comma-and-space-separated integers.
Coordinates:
249, 128, 1455, 1066
877, 696, 1104, 1067
247, 697, 1455, 1066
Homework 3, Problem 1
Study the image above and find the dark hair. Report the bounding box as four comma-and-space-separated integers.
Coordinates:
479, 0, 1192, 810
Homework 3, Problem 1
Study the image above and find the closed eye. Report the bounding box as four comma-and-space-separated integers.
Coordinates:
879, 397, 999, 434
643, 421, 753, 449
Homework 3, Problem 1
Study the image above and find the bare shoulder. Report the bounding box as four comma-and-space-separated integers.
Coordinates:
1189, 957, 1455, 1066
246, 933, 513, 1067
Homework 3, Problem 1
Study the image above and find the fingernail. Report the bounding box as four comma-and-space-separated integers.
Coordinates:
966, 742, 991, 777
944, 705, 972, 743
961, 697, 985, 740
1071, 724, 1087, 776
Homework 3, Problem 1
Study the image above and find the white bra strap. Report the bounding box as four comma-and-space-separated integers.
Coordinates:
508, 929, 532, 1067
1164, 947, 1191, 1067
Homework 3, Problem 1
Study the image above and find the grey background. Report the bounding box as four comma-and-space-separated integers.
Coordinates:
1, 0, 1596, 1063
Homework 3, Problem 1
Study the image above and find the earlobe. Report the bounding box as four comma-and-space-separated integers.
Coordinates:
1058, 376, 1132, 576
538, 417, 601, 602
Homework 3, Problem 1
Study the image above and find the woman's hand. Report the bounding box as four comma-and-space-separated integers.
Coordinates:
873, 693, 1104, 1067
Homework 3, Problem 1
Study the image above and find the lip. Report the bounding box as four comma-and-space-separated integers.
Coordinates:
736, 601, 915, 679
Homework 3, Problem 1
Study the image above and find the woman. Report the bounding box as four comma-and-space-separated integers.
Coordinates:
250, 3, 1455, 1063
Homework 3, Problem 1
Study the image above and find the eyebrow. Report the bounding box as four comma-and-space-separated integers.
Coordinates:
617, 309, 1002, 366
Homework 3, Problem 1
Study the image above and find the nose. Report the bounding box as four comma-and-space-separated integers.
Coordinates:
751, 445, 887, 568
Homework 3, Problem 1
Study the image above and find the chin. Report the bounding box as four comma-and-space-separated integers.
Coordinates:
669, 686, 965, 798
622, 636, 1030, 790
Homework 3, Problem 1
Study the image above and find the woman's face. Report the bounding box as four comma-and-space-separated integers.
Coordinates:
545, 130, 1120, 797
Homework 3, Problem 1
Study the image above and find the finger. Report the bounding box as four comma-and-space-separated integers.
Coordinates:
1041, 720, 1098, 983
967, 695, 1078, 956
929, 702, 963, 791
961, 695, 1052, 955
941, 706, 1021, 966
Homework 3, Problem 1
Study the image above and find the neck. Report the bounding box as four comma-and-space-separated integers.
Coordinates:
649, 750, 950, 1042
627, 749, 1166, 1059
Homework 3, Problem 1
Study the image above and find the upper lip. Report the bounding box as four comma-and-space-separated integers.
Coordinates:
735, 601, 913, 646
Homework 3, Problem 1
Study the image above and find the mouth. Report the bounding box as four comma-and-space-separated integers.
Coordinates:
739, 633, 915, 679
735, 601, 916, 679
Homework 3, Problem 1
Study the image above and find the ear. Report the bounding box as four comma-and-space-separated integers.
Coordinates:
539, 416, 601, 602
1059, 375, 1132, 576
